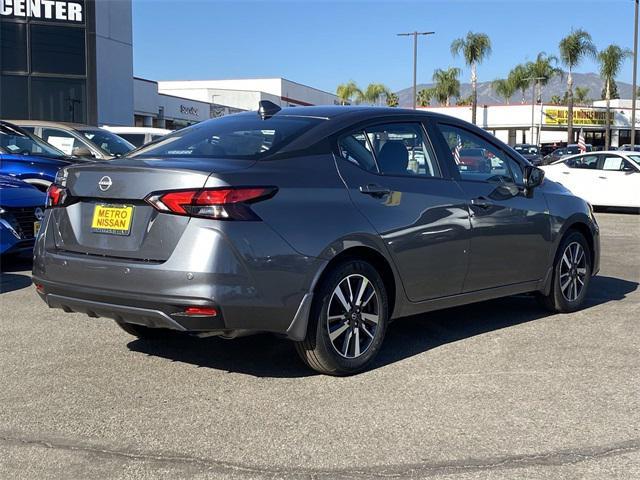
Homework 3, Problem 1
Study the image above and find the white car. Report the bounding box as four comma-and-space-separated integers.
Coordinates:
101, 126, 172, 148
541, 151, 640, 208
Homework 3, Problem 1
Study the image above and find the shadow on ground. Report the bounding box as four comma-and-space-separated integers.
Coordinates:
128, 275, 638, 378
0, 255, 33, 294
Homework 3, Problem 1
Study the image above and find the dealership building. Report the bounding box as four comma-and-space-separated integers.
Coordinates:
1, 0, 338, 128
422, 101, 634, 148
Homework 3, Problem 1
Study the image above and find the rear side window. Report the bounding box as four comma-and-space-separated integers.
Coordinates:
130, 114, 323, 160
119, 133, 146, 147
337, 122, 442, 178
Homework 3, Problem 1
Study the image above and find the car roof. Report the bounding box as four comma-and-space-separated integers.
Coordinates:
5, 119, 99, 131
102, 126, 172, 134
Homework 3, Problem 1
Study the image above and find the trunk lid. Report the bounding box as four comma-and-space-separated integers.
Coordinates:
50, 157, 254, 261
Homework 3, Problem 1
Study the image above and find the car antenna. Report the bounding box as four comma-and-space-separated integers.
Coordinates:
258, 100, 281, 120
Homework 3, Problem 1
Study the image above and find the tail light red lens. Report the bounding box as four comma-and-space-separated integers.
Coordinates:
145, 187, 276, 220
183, 306, 218, 317
46, 184, 68, 208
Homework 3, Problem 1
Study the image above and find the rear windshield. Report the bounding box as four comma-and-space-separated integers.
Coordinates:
129, 114, 323, 160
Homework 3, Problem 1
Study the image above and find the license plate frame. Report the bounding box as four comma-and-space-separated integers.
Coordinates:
91, 204, 135, 236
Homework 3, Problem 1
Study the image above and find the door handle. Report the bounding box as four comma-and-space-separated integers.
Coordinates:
562, 171, 570, 175
598, 176, 607, 179
359, 184, 391, 197
471, 197, 491, 209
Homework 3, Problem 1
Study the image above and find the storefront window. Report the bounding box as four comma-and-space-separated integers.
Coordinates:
0, 75, 28, 118
0, 22, 28, 72
31, 77, 86, 123
30, 24, 85, 75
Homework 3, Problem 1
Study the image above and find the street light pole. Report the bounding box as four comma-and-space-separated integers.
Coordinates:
397, 31, 435, 109
631, 0, 639, 147
525, 76, 545, 145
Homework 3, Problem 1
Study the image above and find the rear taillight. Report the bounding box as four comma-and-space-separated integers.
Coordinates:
46, 184, 69, 208
145, 187, 276, 220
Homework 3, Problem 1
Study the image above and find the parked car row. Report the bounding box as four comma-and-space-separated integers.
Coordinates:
0, 120, 171, 258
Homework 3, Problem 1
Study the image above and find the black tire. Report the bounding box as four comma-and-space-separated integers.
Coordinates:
295, 259, 388, 376
539, 230, 592, 313
115, 321, 179, 340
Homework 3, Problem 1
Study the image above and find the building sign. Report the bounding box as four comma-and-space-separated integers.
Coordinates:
0, 0, 83, 23
543, 107, 613, 126
180, 105, 199, 116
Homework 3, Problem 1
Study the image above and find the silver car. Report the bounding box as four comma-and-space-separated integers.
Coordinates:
33, 104, 600, 375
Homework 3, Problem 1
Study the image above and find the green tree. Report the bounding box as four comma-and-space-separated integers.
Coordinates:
550, 95, 563, 105
357, 83, 393, 105
431, 68, 461, 106
386, 92, 399, 107
492, 78, 516, 104
417, 88, 433, 107
602, 79, 620, 101
456, 94, 473, 106
598, 44, 632, 148
559, 29, 597, 143
336, 81, 362, 105
451, 32, 492, 124
574, 86, 590, 105
508, 64, 532, 104
525, 52, 563, 103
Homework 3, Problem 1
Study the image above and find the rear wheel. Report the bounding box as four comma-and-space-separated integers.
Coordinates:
539, 230, 591, 313
115, 321, 179, 340
295, 259, 388, 375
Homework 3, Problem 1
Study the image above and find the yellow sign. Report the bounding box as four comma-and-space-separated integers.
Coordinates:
91, 205, 134, 235
544, 107, 613, 126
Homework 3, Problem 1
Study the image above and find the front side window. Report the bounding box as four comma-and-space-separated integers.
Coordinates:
363, 123, 441, 177
41, 128, 85, 156
600, 155, 636, 172
81, 130, 134, 156
565, 155, 598, 169
436, 124, 521, 184
130, 114, 323, 160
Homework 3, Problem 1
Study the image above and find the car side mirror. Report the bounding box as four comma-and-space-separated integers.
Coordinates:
524, 165, 544, 192
72, 146, 94, 158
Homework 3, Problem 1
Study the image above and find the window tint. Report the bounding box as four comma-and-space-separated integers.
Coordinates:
364, 123, 441, 177
130, 115, 322, 160
565, 155, 598, 169
437, 124, 521, 183
30, 25, 86, 75
338, 131, 377, 172
1, 22, 28, 72
119, 133, 146, 147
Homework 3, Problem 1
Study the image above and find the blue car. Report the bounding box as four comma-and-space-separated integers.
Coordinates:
0, 121, 80, 192
0, 175, 46, 256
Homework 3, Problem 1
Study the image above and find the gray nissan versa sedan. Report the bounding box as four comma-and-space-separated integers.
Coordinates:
32, 103, 600, 375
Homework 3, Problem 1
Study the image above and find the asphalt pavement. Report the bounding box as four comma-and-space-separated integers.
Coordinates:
1, 212, 639, 479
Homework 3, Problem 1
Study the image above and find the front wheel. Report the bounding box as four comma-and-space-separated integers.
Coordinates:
539, 231, 592, 313
295, 260, 388, 375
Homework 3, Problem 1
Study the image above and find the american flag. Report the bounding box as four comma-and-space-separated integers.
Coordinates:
453, 134, 462, 164
578, 129, 586, 153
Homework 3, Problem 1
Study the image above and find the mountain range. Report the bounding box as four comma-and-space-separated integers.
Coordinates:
396, 72, 634, 107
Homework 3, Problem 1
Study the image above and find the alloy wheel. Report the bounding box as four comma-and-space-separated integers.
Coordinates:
559, 241, 587, 302
326, 274, 380, 359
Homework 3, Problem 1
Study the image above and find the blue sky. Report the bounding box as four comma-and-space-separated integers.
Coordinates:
132, 0, 636, 94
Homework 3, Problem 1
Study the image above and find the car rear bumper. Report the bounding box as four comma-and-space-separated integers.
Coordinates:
32, 216, 325, 339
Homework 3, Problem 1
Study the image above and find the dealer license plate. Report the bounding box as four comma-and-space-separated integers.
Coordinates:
91, 204, 134, 236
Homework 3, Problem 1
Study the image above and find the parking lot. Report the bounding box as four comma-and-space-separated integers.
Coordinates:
0, 212, 637, 479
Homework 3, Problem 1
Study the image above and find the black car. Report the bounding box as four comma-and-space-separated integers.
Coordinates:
514, 144, 543, 165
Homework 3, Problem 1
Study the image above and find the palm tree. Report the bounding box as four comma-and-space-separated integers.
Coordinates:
451, 32, 492, 124
431, 68, 461, 106
357, 83, 392, 105
598, 44, 632, 149
336, 81, 362, 105
417, 88, 432, 107
559, 29, 597, 143
550, 95, 563, 105
508, 64, 531, 104
492, 78, 516, 104
574, 86, 591, 105
386, 92, 399, 107
525, 52, 563, 103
